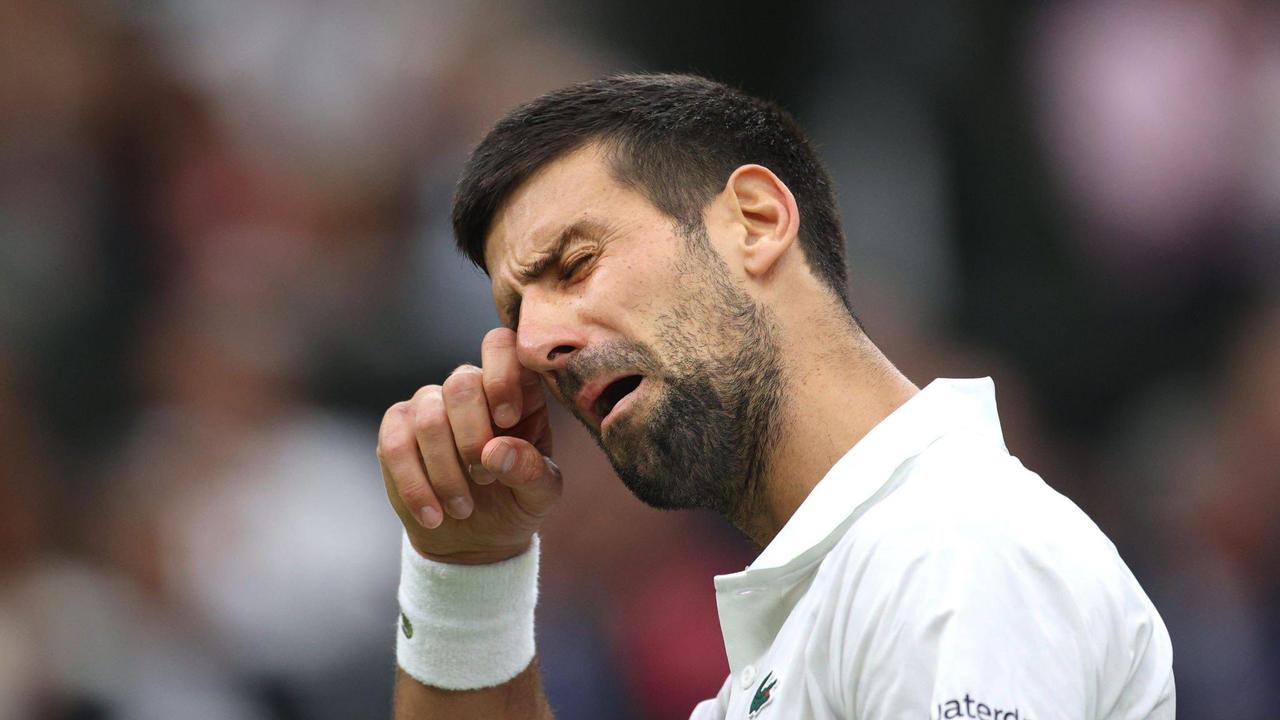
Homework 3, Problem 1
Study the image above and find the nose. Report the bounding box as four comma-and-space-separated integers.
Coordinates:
515, 299, 585, 375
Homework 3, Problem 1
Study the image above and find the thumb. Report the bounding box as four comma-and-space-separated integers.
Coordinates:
481, 435, 562, 519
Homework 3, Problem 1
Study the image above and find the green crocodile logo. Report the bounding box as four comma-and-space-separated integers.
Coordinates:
749, 671, 777, 717
400, 611, 414, 639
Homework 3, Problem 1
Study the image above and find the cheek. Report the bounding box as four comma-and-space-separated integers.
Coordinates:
583, 257, 672, 333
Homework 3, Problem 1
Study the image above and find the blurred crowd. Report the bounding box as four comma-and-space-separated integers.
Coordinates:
0, 1, 1276, 719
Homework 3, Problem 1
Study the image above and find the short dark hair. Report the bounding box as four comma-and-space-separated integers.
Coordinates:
452, 73, 851, 311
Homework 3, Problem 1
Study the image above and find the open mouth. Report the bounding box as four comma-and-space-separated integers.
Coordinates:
594, 375, 643, 423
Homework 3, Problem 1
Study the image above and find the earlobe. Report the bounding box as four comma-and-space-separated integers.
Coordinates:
725, 164, 799, 279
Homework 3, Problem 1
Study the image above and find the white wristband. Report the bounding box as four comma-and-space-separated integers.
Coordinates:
395, 532, 539, 690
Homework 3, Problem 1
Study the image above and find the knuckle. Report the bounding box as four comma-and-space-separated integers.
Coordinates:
425, 473, 462, 498
416, 412, 446, 438
412, 384, 444, 403
377, 412, 412, 451
455, 438, 485, 462
378, 444, 399, 465
398, 485, 434, 509
379, 401, 409, 433
413, 392, 447, 431
381, 448, 417, 476
484, 374, 516, 398
383, 400, 408, 419
442, 370, 482, 399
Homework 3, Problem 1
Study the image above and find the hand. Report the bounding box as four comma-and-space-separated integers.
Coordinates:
377, 328, 562, 565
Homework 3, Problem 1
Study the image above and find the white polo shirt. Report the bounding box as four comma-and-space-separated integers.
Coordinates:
690, 378, 1174, 720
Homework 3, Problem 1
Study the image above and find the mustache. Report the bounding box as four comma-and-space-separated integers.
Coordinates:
554, 340, 661, 405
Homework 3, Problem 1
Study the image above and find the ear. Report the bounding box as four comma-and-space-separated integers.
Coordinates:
724, 164, 800, 279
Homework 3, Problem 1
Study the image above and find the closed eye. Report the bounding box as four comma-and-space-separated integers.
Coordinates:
559, 252, 594, 282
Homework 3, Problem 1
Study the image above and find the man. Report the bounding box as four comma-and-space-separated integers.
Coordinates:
376, 74, 1174, 719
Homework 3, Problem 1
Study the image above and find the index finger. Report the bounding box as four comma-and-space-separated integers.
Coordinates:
481, 327, 537, 429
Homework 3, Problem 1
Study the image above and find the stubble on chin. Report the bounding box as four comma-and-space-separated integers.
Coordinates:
603, 328, 783, 525
561, 226, 787, 524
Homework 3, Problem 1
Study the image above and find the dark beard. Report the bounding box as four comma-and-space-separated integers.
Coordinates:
556, 235, 785, 524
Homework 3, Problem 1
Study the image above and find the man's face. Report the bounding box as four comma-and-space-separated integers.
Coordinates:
484, 145, 783, 518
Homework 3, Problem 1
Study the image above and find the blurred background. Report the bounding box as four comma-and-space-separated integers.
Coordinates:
1, 0, 1277, 718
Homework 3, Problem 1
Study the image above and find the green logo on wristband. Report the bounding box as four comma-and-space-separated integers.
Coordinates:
401, 612, 414, 639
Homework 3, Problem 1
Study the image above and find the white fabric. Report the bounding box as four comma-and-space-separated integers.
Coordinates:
396, 533, 538, 690
691, 378, 1174, 720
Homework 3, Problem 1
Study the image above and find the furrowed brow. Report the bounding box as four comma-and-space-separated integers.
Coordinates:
514, 221, 599, 284
501, 220, 605, 329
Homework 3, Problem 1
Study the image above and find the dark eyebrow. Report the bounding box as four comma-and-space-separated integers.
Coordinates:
514, 221, 602, 284
500, 220, 604, 329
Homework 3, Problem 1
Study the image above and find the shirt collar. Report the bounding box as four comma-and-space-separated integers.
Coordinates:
726, 377, 1007, 576
711, 378, 1007, 672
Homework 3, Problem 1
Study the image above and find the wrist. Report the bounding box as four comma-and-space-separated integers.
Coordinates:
396, 531, 539, 690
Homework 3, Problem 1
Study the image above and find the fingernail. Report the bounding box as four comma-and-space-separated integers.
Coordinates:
419, 506, 443, 529
445, 496, 473, 519
495, 403, 518, 428
496, 444, 516, 474
470, 464, 495, 485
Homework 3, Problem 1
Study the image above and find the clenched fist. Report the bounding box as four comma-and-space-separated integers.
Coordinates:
377, 328, 562, 565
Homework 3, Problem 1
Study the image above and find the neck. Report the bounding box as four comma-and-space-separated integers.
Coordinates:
732, 319, 918, 549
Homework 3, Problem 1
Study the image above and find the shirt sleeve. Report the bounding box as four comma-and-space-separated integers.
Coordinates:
839, 528, 1096, 720
688, 675, 731, 720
